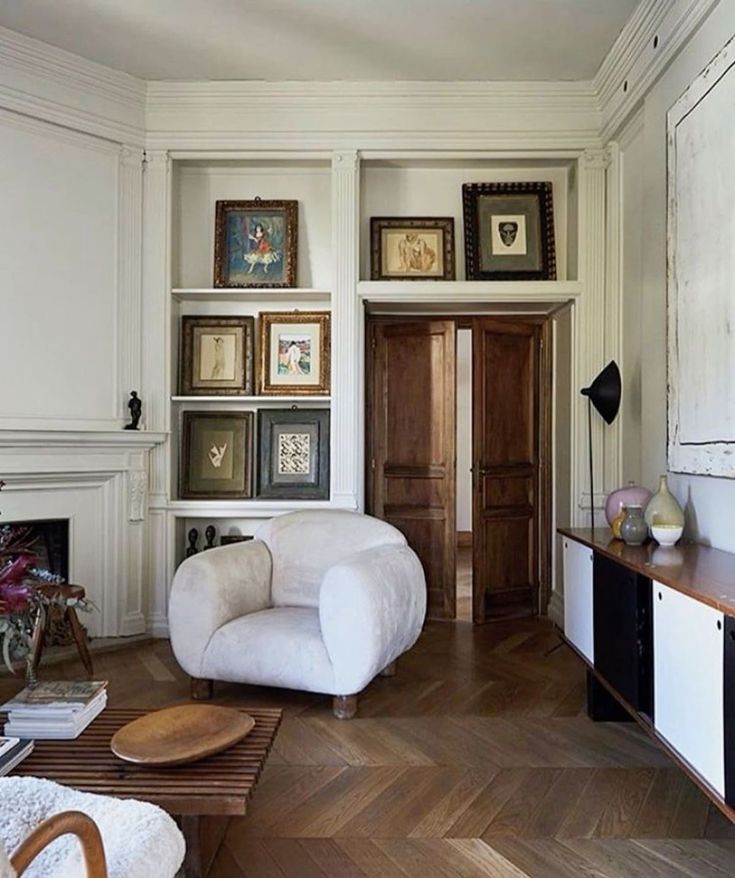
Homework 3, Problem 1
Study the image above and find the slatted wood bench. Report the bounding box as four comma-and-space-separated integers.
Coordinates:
9, 706, 282, 878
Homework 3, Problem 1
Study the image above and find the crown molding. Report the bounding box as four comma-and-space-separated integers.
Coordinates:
596, 0, 720, 142
0, 25, 145, 145
145, 79, 601, 151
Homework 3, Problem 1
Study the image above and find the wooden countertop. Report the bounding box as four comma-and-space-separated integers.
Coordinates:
559, 527, 735, 617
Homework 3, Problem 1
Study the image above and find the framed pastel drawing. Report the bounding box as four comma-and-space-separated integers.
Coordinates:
179, 316, 254, 396
257, 409, 330, 499
180, 411, 253, 499
214, 198, 297, 288
462, 182, 556, 280
259, 311, 330, 395
370, 217, 455, 280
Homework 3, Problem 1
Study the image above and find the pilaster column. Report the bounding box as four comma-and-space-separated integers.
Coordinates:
118, 145, 144, 422
574, 148, 612, 525
330, 150, 360, 509
604, 142, 623, 495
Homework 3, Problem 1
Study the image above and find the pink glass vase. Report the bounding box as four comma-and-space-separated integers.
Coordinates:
604, 482, 652, 527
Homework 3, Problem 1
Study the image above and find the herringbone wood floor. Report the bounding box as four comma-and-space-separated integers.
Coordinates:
3, 618, 735, 876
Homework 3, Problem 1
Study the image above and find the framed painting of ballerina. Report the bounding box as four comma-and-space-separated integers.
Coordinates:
179, 315, 255, 396
214, 198, 298, 288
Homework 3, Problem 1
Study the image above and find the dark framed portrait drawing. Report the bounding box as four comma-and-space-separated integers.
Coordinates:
462, 182, 556, 280
257, 409, 330, 499
179, 316, 254, 396
214, 198, 298, 288
180, 411, 253, 499
370, 217, 455, 280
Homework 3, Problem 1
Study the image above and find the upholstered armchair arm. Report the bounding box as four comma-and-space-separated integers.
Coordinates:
319, 544, 426, 695
169, 540, 272, 678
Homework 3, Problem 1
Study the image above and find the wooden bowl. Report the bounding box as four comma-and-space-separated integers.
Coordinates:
110, 704, 255, 766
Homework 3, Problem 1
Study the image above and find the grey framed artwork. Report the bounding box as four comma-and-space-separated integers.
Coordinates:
180, 411, 253, 499
257, 409, 330, 499
179, 316, 254, 396
462, 181, 556, 280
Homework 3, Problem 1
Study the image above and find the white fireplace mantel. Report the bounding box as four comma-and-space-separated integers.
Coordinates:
0, 430, 167, 638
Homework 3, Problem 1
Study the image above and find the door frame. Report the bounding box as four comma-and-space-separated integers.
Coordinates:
366, 313, 553, 618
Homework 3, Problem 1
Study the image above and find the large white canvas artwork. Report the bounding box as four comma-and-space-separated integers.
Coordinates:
668, 35, 735, 477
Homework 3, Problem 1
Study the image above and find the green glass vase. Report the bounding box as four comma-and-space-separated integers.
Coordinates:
644, 475, 684, 530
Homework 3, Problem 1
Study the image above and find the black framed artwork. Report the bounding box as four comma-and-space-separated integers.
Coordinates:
257, 409, 330, 499
462, 181, 557, 281
180, 411, 253, 500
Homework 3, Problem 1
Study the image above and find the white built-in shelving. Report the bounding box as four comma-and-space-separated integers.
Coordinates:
171, 395, 330, 404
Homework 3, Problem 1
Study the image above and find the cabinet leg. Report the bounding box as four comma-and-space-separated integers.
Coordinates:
586, 670, 632, 722
332, 695, 357, 720
190, 678, 214, 700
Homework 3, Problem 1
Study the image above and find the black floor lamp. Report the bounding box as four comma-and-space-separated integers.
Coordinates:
580, 361, 621, 530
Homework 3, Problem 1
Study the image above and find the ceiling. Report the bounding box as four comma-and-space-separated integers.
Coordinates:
0, 0, 640, 82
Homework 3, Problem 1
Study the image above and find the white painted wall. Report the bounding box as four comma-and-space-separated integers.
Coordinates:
0, 112, 121, 429
621, 0, 735, 550
456, 328, 472, 533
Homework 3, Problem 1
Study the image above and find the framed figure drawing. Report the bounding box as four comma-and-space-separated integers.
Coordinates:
370, 218, 455, 280
180, 411, 253, 499
259, 311, 330, 395
667, 36, 735, 477
214, 199, 297, 288
462, 182, 556, 280
258, 409, 330, 499
180, 316, 254, 396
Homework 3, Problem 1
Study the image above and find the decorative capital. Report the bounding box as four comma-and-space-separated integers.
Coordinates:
331, 150, 359, 172
120, 145, 144, 168
581, 148, 610, 170
143, 149, 170, 168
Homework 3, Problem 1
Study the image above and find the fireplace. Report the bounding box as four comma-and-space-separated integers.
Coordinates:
0, 518, 69, 582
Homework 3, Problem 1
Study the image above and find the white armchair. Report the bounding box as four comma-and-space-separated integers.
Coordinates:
169, 510, 427, 718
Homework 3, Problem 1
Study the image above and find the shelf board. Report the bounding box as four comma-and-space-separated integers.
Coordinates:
171, 395, 331, 404
163, 499, 336, 518
357, 279, 582, 303
172, 287, 331, 303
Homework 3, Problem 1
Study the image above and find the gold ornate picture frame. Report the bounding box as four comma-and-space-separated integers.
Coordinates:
259, 311, 331, 396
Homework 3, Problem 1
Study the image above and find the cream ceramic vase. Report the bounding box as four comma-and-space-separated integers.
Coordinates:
644, 475, 685, 530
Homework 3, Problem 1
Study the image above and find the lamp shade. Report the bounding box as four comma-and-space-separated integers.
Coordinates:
581, 360, 621, 425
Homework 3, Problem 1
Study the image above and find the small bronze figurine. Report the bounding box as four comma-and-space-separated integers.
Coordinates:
204, 525, 217, 550
124, 391, 142, 430
186, 528, 199, 557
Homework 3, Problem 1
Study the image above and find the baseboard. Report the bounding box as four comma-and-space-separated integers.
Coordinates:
457, 531, 473, 547
547, 590, 564, 628
147, 614, 170, 638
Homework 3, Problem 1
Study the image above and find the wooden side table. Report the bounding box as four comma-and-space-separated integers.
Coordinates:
11, 707, 282, 877
29, 584, 94, 677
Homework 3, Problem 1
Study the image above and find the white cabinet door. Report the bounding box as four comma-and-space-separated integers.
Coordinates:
563, 538, 594, 663
654, 581, 724, 795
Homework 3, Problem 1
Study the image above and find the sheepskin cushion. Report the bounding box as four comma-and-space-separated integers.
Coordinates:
0, 777, 185, 878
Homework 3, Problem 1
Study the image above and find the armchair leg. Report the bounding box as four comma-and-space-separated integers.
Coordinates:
332, 694, 357, 720
380, 661, 397, 678
190, 677, 214, 700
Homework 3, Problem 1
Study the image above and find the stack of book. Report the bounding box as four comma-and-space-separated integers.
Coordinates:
2, 681, 108, 740
0, 736, 33, 776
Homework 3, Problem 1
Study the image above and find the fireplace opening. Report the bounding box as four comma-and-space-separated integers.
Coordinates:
0, 518, 69, 583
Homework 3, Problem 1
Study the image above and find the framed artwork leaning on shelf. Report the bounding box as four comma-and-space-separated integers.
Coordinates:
180, 411, 253, 499
370, 217, 455, 280
214, 198, 298, 288
462, 182, 556, 280
258, 409, 330, 500
259, 311, 330, 395
179, 315, 255, 396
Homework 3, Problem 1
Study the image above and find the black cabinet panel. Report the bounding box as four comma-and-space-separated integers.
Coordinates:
593, 552, 653, 719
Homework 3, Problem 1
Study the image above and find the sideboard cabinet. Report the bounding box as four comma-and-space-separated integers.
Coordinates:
560, 527, 735, 820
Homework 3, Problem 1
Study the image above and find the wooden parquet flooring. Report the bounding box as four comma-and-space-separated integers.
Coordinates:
3, 618, 735, 876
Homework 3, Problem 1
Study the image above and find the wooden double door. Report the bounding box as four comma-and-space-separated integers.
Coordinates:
366, 317, 550, 622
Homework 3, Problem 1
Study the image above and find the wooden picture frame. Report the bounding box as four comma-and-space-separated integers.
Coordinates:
370, 217, 455, 280
213, 198, 297, 288
180, 411, 253, 499
462, 182, 556, 280
257, 409, 330, 499
259, 311, 331, 395
179, 316, 254, 396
